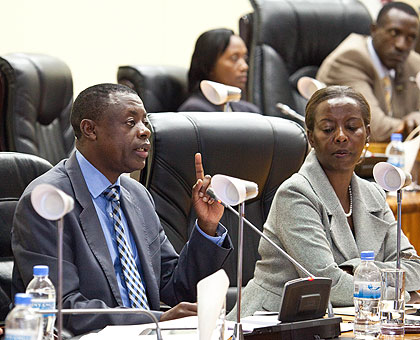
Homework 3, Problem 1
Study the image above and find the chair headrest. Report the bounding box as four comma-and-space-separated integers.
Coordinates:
0, 152, 52, 199
0, 53, 73, 125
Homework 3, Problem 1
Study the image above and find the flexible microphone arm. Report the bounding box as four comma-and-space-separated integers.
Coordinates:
206, 188, 335, 318
38, 309, 162, 340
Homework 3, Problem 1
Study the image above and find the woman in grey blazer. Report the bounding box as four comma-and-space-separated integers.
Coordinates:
233, 85, 420, 318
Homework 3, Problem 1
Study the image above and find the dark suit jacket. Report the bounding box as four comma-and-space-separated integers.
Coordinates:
178, 90, 261, 113
12, 152, 232, 335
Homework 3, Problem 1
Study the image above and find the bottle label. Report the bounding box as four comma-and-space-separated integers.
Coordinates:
31, 299, 55, 317
354, 281, 381, 299
387, 157, 404, 168
5, 329, 39, 340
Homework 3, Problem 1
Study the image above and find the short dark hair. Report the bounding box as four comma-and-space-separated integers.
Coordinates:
305, 85, 371, 133
377, 2, 418, 26
71, 83, 138, 139
187, 28, 235, 93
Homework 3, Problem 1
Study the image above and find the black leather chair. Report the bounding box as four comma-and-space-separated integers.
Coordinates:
142, 111, 308, 310
0, 152, 52, 321
0, 53, 75, 165
117, 65, 188, 113
243, 0, 372, 120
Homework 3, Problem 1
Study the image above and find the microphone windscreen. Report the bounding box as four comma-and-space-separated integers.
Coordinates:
212, 174, 258, 206
373, 162, 412, 191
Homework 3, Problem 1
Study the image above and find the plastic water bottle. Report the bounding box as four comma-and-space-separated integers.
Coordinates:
26, 266, 56, 340
5, 293, 42, 340
386, 133, 405, 169
353, 251, 382, 339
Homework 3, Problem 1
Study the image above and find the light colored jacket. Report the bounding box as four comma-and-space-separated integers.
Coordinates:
231, 150, 420, 318
317, 33, 420, 142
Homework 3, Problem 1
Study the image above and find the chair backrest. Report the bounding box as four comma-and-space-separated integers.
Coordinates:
0, 152, 52, 320
246, 0, 371, 119
117, 65, 188, 113
0, 53, 75, 165
142, 111, 308, 292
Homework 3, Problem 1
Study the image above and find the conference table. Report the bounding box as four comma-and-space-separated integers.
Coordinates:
337, 314, 420, 339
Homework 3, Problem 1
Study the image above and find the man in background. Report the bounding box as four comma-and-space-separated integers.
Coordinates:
318, 2, 420, 141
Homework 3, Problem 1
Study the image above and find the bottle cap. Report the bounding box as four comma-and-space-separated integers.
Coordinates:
360, 250, 375, 260
33, 265, 49, 276
14, 293, 32, 305
390, 133, 403, 142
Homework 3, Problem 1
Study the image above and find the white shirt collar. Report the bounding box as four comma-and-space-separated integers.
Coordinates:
367, 36, 395, 79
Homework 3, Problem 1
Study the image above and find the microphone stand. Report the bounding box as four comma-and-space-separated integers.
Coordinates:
56, 218, 64, 340
208, 189, 335, 318
233, 203, 245, 340
397, 189, 402, 269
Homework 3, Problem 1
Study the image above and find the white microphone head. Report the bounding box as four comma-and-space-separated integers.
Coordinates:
297, 77, 326, 100
200, 80, 241, 105
373, 162, 412, 191
211, 174, 258, 206
31, 184, 74, 220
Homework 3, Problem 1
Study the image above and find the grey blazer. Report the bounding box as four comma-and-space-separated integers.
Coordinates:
233, 150, 420, 318
12, 152, 232, 335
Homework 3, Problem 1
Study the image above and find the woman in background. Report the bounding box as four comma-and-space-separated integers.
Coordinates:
231, 85, 420, 318
178, 28, 260, 113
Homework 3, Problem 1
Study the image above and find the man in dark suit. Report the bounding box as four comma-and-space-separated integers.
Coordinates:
11, 83, 232, 335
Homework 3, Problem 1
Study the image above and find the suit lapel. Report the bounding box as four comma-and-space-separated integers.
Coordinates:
300, 151, 359, 261
351, 176, 389, 256
120, 185, 160, 309
65, 153, 123, 306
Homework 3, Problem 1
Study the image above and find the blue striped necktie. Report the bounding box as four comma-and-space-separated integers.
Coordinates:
103, 186, 149, 309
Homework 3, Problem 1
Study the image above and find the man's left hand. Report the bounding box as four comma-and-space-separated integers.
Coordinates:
192, 153, 224, 236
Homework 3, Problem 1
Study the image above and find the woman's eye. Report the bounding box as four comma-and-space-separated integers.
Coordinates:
323, 128, 333, 133
230, 54, 239, 62
127, 120, 135, 127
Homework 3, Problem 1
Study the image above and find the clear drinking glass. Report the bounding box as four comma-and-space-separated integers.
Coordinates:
380, 269, 405, 339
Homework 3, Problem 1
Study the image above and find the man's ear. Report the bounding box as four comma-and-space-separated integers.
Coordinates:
370, 23, 377, 36
80, 119, 97, 141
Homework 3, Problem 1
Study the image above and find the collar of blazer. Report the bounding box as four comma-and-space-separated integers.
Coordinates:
299, 150, 391, 260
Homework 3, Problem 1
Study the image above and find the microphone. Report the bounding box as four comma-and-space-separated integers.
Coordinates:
200, 80, 241, 106
211, 174, 258, 206
276, 103, 305, 124
206, 183, 335, 319
206, 188, 314, 277
297, 76, 326, 100
373, 162, 411, 269
373, 162, 412, 191
31, 184, 75, 340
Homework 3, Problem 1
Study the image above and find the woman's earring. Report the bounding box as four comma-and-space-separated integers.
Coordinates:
361, 141, 370, 159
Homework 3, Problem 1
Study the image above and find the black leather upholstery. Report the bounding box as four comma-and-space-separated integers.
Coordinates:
143, 111, 308, 310
246, 0, 372, 120
0, 53, 75, 164
117, 65, 188, 113
0, 152, 52, 321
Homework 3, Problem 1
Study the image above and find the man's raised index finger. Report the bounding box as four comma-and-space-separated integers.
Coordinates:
195, 152, 204, 181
